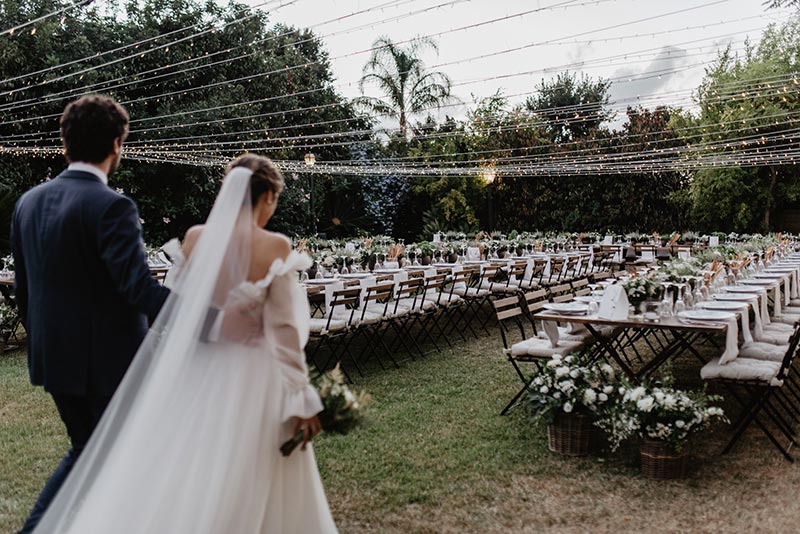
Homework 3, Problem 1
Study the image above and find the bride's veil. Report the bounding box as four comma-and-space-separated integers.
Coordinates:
34, 167, 256, 532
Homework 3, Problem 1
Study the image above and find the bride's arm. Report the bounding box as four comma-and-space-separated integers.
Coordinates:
266, 272, 323, 422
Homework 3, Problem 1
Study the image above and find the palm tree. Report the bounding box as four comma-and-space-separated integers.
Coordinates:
356, 36, 455, 137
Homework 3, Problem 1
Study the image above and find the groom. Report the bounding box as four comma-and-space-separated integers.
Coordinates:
10, 95, 259, 534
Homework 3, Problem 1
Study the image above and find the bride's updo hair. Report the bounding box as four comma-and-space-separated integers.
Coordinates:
227, 153, 285, 207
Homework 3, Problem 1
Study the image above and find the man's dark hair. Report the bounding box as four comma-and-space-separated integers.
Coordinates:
60, 95, 129, 163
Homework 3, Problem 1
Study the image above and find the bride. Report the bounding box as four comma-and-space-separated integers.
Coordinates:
34, 154, 337, 533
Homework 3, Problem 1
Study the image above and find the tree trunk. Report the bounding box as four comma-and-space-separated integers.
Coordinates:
400, 110, 407, 137
764, 167, 778, 230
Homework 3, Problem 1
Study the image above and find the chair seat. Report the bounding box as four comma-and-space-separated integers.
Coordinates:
739, 342, 788, 362
535, 325, 613, 343
506, 337, 584, 359
536, 326, 593, 343
701, 356, 783, 386
755, 331, 791, 345
437, 293, 463, 306
452, 286, 490, 298
514, 279, 540, 290
774, 313, 800, 325
309, 317, 348, 335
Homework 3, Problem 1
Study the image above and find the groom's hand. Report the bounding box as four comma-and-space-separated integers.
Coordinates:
219, 302, 263, 344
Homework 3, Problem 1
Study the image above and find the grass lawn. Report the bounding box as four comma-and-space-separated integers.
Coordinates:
3, 330, 800, 533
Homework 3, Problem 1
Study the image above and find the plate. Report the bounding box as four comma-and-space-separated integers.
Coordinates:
339, 273, 372, 279
542, 302, 589, 315
754, 273, 786, 279
306, 279, 338, 285
373, 269, 402, 274
432, 263, 457, 268
574, 295, 602, 303
713, 294, 757, 301
721, 286, 763, 293
463, 260, 488, 265
698, 301, 747, 311
740, 279, 776, 286
677, 310, 735, 321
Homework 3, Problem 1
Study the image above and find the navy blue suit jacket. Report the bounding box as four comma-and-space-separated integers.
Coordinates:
10, 169, 170, 397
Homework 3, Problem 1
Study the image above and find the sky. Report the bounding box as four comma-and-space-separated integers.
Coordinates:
244, 0, 790, 129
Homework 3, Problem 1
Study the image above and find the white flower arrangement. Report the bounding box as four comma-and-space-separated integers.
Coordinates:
595, 382, 727, 451
528, 355, 618, 424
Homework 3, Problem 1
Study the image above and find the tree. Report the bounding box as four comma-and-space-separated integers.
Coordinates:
0, 0, 370, 245
525, 71, 613, 143
355, 36, 455, 137
684, 18, 800, 232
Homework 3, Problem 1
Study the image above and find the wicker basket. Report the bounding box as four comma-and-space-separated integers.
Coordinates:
640, 439, 689, 480
547, 413, 596, 456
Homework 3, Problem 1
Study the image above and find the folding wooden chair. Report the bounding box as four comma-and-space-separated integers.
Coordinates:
493, 294, 583, 415
701, 322, 800, 461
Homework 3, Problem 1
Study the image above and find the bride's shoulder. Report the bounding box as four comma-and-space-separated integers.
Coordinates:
252, 230, 310, 281
182, 224, 205, 258
253, 229, 291, 261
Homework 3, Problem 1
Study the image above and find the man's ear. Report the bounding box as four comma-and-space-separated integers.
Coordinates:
113, 137, 123, 155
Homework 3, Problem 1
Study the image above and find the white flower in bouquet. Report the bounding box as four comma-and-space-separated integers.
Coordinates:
569, 369, 580, 379
636, 397, 655, 412
598, 393, 608, 402
675, 420, 685, 428
539, 385, 549, 394
563, 402, 574, 413
628, 386, 647, 402
583, 389, 597, 405
555, 366, 570, 378
604, 385, 615, 395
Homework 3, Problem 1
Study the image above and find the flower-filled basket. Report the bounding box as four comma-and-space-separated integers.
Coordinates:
528, 355, 617, 456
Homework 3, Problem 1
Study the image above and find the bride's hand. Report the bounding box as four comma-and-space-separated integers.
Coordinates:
294, 415, 322, 449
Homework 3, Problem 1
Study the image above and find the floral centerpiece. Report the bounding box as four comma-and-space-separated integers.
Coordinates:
621, 274, 661, 310
596, 381, 727, 479
528, 355, 617, 456
281, 366, 371, 456
657, 259, 700, 283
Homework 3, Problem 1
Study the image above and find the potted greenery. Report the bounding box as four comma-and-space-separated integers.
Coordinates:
417, 241, 434, 265
596, 382, 727, 480
528, 355, 618, 456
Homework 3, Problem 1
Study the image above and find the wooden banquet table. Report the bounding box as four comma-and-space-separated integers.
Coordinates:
533, 310, 729, 381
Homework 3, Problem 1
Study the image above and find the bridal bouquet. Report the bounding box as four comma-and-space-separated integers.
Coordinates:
281, 366, 370, 456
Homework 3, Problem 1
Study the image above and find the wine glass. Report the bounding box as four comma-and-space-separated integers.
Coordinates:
300, 270, 309, 283
659, 283, 673, 317
693, 276, 706, 305
314, 268, 324, 280
673, 284, 687, 315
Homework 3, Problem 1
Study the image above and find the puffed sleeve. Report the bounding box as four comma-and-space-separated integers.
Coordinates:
264, 259, 322, 422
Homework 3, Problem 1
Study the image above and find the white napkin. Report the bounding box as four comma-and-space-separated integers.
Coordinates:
542, 320, 560, 348
325, 281, 345, 315
466, 247, 481, 260
719, 316, 740, 365
700, 302, 752, 344
758, 288, 771, 325
598, 285, 629, 320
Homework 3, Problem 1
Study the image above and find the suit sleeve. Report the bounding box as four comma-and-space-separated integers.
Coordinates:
10, 205, 28, 328
98, 196, 170, 323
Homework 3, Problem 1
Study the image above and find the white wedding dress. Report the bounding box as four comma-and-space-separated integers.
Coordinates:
34, 169, 337, 533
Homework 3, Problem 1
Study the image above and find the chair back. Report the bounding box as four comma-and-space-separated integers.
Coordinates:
777, 322, 800, 381
328, 287, 361, 328
547, 283, 572, 302
492, 295, 527, 350
360, 282, 395, 320
392, 278, 423, 313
